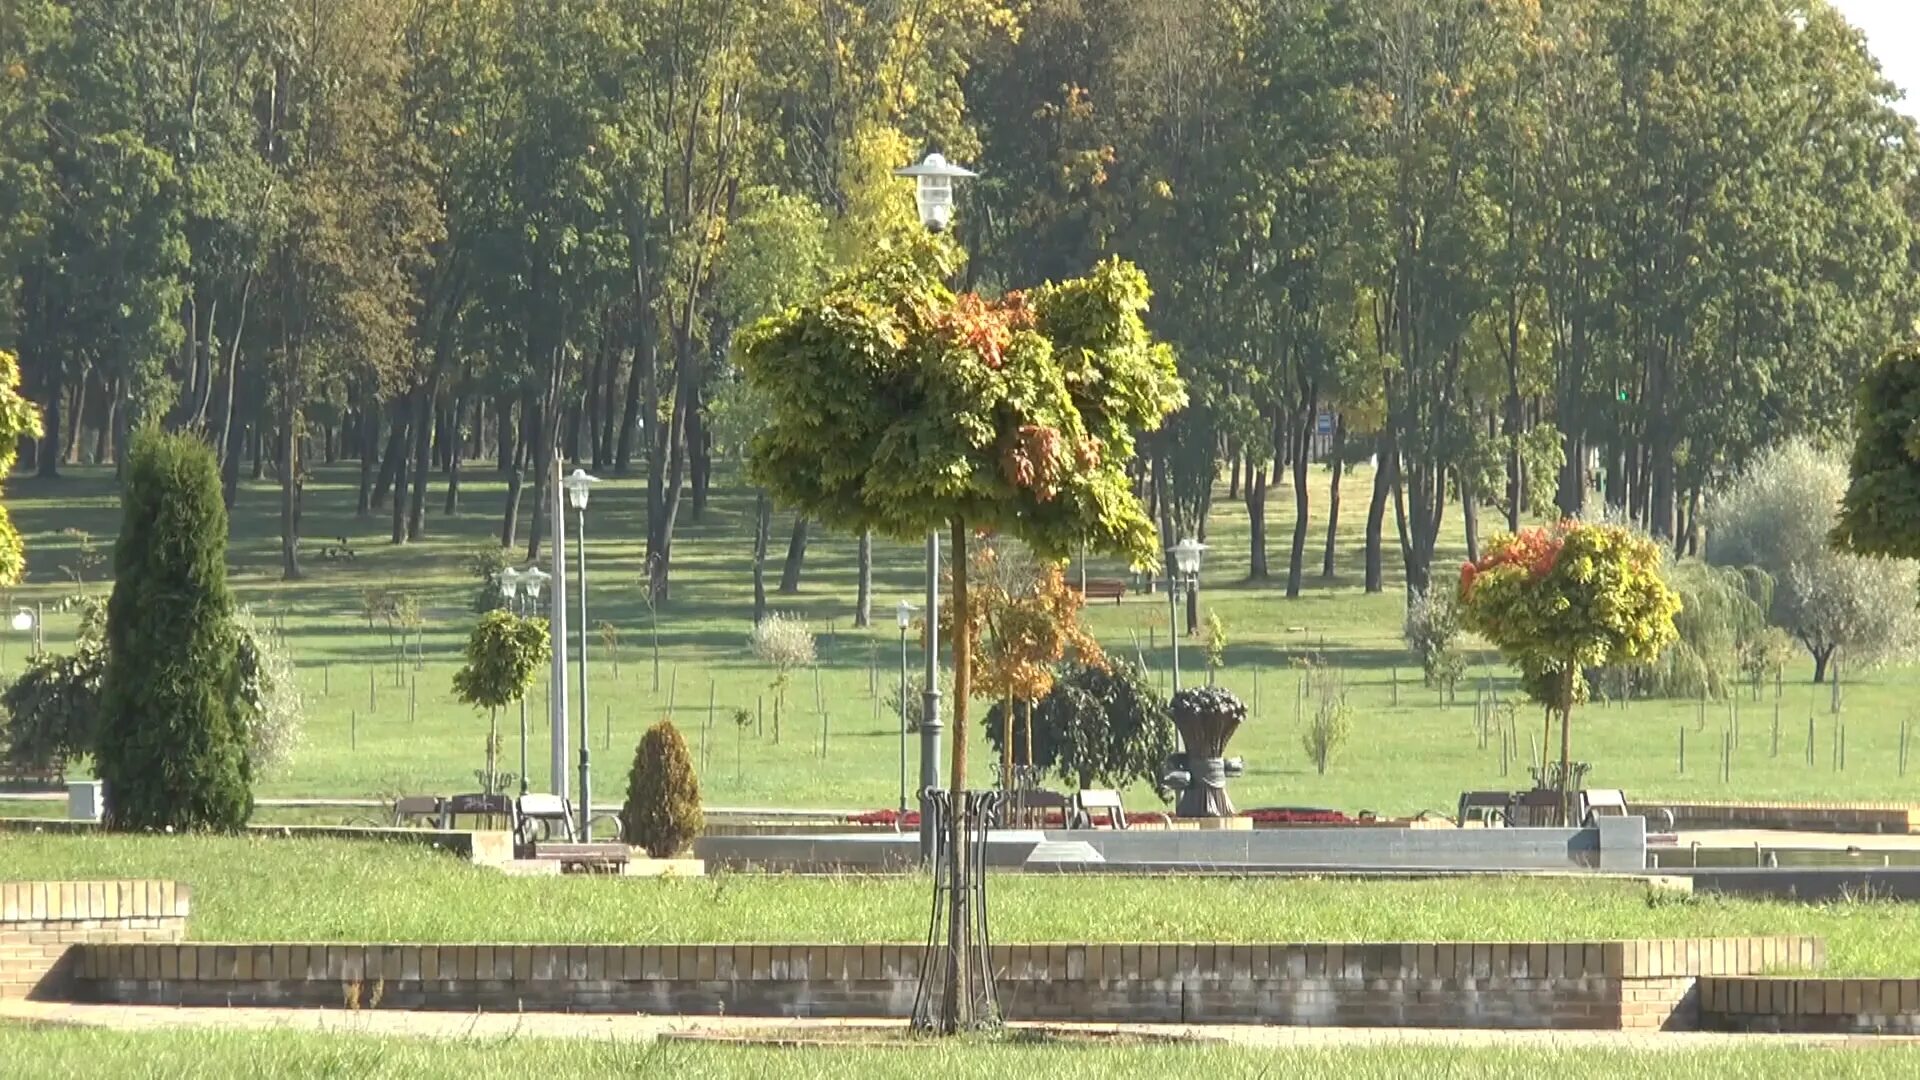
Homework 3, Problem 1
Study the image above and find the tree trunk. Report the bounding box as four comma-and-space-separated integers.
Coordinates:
1364, 440, 1394, 594
356, 408, 378, 518
372, 400, 408, 509
688, 387, 710, 522
1246, 467, 1269, 580
1461, 468, 1481, 565
36, 382, 59, 478
1322, 420, 1345, 580
752, 490, 771, 625
1286, 406, 1312, 599
280, 405, 302, 580
63, 375, 87, 464
248, 424, 263, 480
221, 411, 244, 510
1812, 647, 1834, 684
407, 373, 440, 541
855, 529, 873, 628
779, 517, 809, 595
496, 393, 516, 474
389, 434, 407, 545
944, 516, 975, 1028
1228, 451, 1241, 501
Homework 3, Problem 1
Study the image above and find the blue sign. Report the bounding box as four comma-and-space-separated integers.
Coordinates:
1315, 412, 1334, 436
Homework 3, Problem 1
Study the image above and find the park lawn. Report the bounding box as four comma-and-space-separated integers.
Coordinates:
1, 833, 1915, 975
6, 464, 1914, 817
2, 1026, 1918, 1080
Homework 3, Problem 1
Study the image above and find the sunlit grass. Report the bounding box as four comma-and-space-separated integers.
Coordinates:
3, 833, 1917, 974
1, 1024, 1917, 1079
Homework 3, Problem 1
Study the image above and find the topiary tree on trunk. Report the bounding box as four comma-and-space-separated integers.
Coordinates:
1458, 522, 1680, 823
622, 720, 703, 858
739, 247, 1183, 1032
96, 430, 253, 832
452, 611, 551, 796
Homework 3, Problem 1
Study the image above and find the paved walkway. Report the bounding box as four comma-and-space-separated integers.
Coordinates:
4, 1000, 1916, 1050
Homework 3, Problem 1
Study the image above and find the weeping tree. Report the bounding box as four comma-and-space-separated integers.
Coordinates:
739, 246, 1183, 1032
1458, 522, 1680, 823
1643, 561, 1777, 701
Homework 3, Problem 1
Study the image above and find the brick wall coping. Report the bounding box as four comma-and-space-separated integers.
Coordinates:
1, 881, 190, 924
78, 935, 1818, 986
1702, 975, 1920, 1019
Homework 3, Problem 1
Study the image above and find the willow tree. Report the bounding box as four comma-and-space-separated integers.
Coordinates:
1458, 522, 1679, 821
739, 247, 1182, 1030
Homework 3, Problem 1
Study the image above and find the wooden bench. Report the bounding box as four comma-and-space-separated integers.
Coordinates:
390, 795, 446, 828
514, 793, 575, 851
1073, 788, 1129, 830
531, 842, 630, 874
0, 760, 66, 792
1456, 791, 1512, 827
1073, 578, 1127, 604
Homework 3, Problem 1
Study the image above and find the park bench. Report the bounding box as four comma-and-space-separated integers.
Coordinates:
390, 795, 446, 828
531, 842, 630, 874
1073, 578, 1127, 604
1072, 788, 1129, 830
0, 759, 65, 792
1456, 791, 1512, 827
444, 792, 518, 835
1579, 788, 1629, 826
514, 793, 576, 851
1008, 788, 1072, 830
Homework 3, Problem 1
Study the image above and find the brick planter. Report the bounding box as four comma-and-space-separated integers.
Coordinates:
1, 881, 190, 1000
1701, 976, 1920, 1034
74, 935, 1819, 1029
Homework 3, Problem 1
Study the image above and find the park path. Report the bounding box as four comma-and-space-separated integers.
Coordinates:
3, 999, 1914, 1051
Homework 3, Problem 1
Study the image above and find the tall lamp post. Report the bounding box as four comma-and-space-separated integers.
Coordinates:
896, 600, 916, 819
1166, 538, 1207, 695
561, 468, 601, 839
894, 151, 975, 859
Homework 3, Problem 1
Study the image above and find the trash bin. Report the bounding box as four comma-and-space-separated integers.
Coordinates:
67, 779, 103, 823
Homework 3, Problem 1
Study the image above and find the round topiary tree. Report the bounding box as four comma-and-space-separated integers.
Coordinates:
96, 430, 252, 832
622, 720, 703, 858
1458, 521, 1680, 822
452, 611, 551, 796
1167, 686, 1249, 817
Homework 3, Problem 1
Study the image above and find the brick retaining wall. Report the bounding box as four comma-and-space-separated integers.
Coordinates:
76, 935, 1818, 1030
1, 881, 189, 1000
1700, 976, 1920, 1034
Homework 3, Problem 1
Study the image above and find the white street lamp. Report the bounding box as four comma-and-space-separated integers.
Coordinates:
896, 600, 917, 820
1167, 539, 1208, 694
11, 606, 39, 657
892, 152, 977, 234
560, 469, 601, 838
894, 151, 975, 860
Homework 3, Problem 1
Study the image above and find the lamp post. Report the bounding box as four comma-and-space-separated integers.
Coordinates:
894, 151, 975, 859
896, 600, 915, 819
498, 567, 527, 793
10, 608, 37, 659
1166, 539, 1207, 695
561, 468, 601, 839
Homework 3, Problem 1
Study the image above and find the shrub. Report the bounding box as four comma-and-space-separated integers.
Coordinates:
96, 430, 252, 831
886, 670, 954, 734
749, 612, 815, 742
467, 544, 513, 613
622, 720, 703, 857
1403, 587, 1466, 696
233, 608, 304, 775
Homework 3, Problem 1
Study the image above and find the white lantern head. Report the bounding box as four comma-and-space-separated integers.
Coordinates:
896, 600, 916, 630
524, 567, 551, 599
1171, 538, 1208, 577
10, 609, 31, 632
562, 468, 601, 511
893, 152, 976, 233
497, 567, 525, 601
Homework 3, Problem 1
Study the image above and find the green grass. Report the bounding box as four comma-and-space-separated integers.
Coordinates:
6, 833, 1920, 974
6, 463, 1913, 816
2, 1024, 1919, 1078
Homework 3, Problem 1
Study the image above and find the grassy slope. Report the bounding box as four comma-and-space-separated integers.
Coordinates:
3, 834, 1916, 974
4, 462, 1914, 815
2, 1026, 1917, 1080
